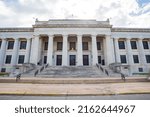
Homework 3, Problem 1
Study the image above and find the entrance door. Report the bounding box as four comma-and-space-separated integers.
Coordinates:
98, 56, 101, 64
56, 55, 62, 66
83, 55, 89, 65
70, 55, 76, 66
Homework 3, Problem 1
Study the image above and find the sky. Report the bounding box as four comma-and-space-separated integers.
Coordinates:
0, 0, 150, 27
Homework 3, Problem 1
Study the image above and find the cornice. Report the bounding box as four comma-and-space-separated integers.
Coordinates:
112, 28, 150, 33
0, 28, 33, 32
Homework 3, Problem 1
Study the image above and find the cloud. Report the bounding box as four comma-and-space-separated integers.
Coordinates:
0, 0, 149, 28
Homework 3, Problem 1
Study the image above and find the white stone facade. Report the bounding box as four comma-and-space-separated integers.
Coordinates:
0, 19, 150, 76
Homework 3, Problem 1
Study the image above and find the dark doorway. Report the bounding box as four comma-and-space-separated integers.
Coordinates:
56, 55, 62, 66
98, 56, 101, 64
83, 55, 89, 66
70, 55, 76, 66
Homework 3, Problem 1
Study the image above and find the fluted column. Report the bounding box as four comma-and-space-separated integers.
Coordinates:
30, 35, 40, 65
105, 35, 114, 65
77, 35, 83, 66
47, 35, 54, 66
126, 38, 133, 75
62, 35, 68, 66
138, 38, 146, 65
11, 38, 19, 66
25, 38, 31, 63
91, 35, 98, 65
114, 38, 120, 63
0, 38, 7, 70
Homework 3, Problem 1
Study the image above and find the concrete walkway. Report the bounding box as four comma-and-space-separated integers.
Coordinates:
0, 81, 150, 96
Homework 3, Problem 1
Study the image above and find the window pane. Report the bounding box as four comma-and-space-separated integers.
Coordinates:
118, 41, 125, 49
57, 42, 62, 50
120, 55, 127, 63
70, 42, 76, 50
5, 55, 12, 64
131, 41, 137, 49
97, 42, 101, 50
143, 41, 149, 49
44, 42, 48, 50
133, 55, 139, 63
82, 42, 88, 50
18, 55, 25, 64
7, 41, 14, 49
145, 55, 150, 63
20, 41, 27, 49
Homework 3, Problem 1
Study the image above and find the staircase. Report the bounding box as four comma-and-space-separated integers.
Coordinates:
37, 66, 106, 78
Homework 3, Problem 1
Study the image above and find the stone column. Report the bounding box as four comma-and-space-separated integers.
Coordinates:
0, 38, 7, 70
11, 38, 19, 66
114, 38, 120, 63
105, 35, 114, 65
91, 35, 98, 65
25, 38, 31, 63
30, 35, 40, 65
47, 35, 54, 66
138, 38, 146, 65
126, 38, 133, 75
62, 35, 68, 66
77, 35, 83, 66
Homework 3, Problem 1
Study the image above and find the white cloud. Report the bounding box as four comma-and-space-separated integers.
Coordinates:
0, 0, 149, 28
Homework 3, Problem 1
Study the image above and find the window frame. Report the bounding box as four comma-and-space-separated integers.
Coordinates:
143, 41, 149, 49
130, 41, 137, 49
44, 42, 48, 50
120, 55, 127, 64
70, 42, 76, 50
18, 55, 25, 64
133, 55, 139, 63
20, 41, 27, 50
145, 55, 150, 63
118, 41, 125, 49
57, 42, 63, 50
5, 55, 12, 64
97, 42, 101, 50
82, 42, 88, 50
7, 41, 14, 50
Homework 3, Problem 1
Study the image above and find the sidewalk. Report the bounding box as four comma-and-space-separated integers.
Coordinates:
0, 80, 150, 96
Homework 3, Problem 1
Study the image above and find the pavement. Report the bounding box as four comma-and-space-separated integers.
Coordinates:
0, 77, 150, 96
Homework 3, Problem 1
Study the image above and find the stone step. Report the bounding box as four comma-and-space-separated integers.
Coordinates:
0, 77, 148, 84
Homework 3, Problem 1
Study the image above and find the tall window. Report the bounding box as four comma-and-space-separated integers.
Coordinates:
145, 55, 150, 63
120, 55, 127, 63
18, 55, 25, 64
97, 42, 101, 50
133, 55, 139, 63
82, 42, 88, 50
57, 42, 62, 50
44, 42, 48, 50
118, 41, 125, 49
131, 41, 137, 49
44, 56, 47, 64
0, 40, 2, 49
20, 41, 27, 49
5, 55, 12, 64
143, 41, 149, 49
7, 41, 14, 49
70, 42, 76, 50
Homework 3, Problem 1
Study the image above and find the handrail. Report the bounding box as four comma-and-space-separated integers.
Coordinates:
34, 70, 39, 76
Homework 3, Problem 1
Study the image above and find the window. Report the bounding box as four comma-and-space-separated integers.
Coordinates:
0, 40, 2, 49
143, 41, 149, 49
44, 42, 48, 50
44, 56, 47, 64
7, 41, 14, 49
18, 55, 25, 64
133, 55, 139, 63
120, 55, 127, 63
118, 41, 125, 49
97, 42, 101, 50
20, 41, 27, 49
145, 55, 150, 63
70, 42, 76, 50
57, 42, 62, 50
98, 56, 101, 64
139, 68, 143, 72
82, 42, 88, 50
1, 68, 6, 72
131, 41, 137, 49
5, 55, 12, 64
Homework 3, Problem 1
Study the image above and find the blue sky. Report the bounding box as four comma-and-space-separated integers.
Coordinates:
0, 0, 150, 27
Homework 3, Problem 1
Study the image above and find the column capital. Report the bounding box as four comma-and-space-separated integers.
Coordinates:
114, 38, 120, 40
138, 38, 144, 41
33, 35, 40, 38
48, 34, 54, 37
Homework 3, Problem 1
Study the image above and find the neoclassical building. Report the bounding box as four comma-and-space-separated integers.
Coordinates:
0, 19, 150, 76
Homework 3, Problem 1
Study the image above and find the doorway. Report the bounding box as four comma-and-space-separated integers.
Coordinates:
70, 55, 76, 66
83, 55, 89, 66
56, 55, 62, 66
